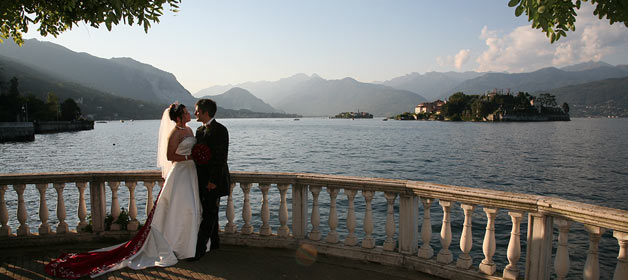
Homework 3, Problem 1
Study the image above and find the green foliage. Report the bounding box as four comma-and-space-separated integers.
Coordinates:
0, 76, 85, 121
104, 208, 130, 231
60, 98, 82, 121
442, 91, 567, 121
0, 0, 181, 45
508, 0, 628, 43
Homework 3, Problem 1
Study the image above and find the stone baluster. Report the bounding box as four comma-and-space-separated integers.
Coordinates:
276, 184, 290, 237
53, 183, 69, 234
14, 184, 29, 236
456, 204, 475, 269
240, 183, 253, 234
344, 189, 358, 246
614, 231, 628, 280
383, 192, 397, 251
583, 225, 605, 280
437, 200, 453, 263
76, 182, 88, 231
0, 185, 10, 236
325, 187, 340, 243
554, 218, 571, 280
362, 190, 375, 249
126, 181, 139, 231
479, 207, 498, 275
144, 181, 155, 215
35, 184, 51, 235
259, 184, 271, 236
225, 183, 237, 233
418, 198, 434, 259
307, 185, 322, 240
503, 211, 523, 279
108, 181, 121, 230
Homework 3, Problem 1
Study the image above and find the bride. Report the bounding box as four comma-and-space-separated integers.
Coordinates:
45, 103, 209, 278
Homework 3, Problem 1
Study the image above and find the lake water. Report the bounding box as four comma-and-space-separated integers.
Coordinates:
1, 118, 627, 278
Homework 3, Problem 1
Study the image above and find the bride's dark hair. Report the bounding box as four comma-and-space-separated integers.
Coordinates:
168, 103, 186, 121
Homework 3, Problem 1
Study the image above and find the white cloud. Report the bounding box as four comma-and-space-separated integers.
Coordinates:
474, 4, 628, 72
454, 49, 470, 69
436, 49, 471, 70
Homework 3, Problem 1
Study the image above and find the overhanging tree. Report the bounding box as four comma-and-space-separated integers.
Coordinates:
0, 0, 181, 45
508, 0, 628, 43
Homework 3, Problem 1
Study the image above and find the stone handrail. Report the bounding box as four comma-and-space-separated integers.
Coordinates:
0, 171, 626, 280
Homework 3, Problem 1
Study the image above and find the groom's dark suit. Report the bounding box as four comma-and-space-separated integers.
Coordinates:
194, 119, 231, 258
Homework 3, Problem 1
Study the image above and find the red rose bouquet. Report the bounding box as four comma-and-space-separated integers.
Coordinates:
191, 144, 212, 164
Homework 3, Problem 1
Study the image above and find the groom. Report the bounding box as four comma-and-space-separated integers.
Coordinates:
193, 98, 231, 260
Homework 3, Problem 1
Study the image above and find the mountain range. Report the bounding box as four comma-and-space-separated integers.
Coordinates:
0, 39, 197, 107
198, 87, 282, 114
2, 39, 627, 118
0, 54, 165, 120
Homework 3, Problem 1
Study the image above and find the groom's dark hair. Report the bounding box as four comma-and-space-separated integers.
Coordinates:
196, 99, 217, 118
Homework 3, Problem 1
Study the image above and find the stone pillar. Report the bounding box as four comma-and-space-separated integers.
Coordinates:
361, 190, 375, 249
344, 189, 358, 246
554, 218, 571, 280
325, 187, 339, 243
418, 198, 434, 259
308, 185, 322, 240
503, 211, 523, 279
76, 182, 88, 232
89, 179, 106, 232
292, 183, 308, 238
108, 181, 121, 231
240, 183, 253, 234
456, 204, 475, 269
383, 192, 397, 251
437, 200, 453, 264
225, 183, 237, 234
584, 225, 605, 280
14, 184, 29, 236
398, 193, 418, 255
53, 183, 69, 234
613, 231, 628, 280
0, 185, 11, 236
277, 184, 290, 237
36, 183, 51, 235
479, 207, 498, 275
126, 181, 139, 231
259, 183, 271, 236
144, 181, 155, 215
524, 213, 553, 280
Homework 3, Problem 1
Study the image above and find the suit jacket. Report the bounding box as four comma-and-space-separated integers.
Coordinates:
195, 119, 231, 197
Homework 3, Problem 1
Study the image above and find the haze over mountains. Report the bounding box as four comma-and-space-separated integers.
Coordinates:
2, 39, 627, 118
0, 39, 197, 107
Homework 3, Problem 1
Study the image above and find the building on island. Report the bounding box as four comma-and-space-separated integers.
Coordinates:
414, 99, 446, 114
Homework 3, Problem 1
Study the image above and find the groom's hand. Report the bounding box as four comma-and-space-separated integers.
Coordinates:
207, 182, 217, 191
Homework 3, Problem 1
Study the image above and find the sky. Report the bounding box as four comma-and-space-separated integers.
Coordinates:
23, 0, 628, 94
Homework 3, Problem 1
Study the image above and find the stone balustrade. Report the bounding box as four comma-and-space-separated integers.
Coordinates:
1, 171, 627, 280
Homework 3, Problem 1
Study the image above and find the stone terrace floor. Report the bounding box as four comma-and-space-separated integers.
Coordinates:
0, 242, 444, 280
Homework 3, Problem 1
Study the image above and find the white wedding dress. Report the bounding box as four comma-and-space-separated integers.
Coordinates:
46, 114, 209, 279
90, 137, 207, 277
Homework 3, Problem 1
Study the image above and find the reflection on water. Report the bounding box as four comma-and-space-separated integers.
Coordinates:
1, 118, 627, 278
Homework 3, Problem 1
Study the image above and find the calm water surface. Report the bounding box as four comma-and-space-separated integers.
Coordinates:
1, 118, 627, 279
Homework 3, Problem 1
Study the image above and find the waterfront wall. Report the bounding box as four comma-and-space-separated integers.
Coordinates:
0, 122, 34, 142
34, 120, 94, 134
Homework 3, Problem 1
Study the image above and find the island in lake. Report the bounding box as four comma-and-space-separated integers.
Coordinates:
394, 91, 570, 122
332, 111, 373, 119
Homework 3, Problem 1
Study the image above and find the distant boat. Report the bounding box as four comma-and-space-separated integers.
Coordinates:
294, 118, 300, 121
382, 118, 388, 121
120, 120, 125, 123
